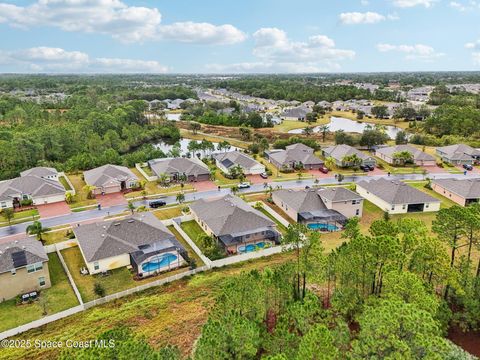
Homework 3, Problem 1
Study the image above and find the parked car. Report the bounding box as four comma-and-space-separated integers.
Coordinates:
238, 182, 251, 189
260, 172, 268, 179
359, 165, 370, 172
463, 164, 473, 171
319, 165, 329, 174
367, 165, 375, 171
149, 200, 166, 208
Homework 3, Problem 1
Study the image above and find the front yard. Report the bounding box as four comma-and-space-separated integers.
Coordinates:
42, 228, 74, 245
0, 252, 79, 332
0, 208, 39, 227
68, 173, 98, 209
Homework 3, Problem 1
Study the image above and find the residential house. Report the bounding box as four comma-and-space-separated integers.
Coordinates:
190, 194, 281, 254
20, 167, 59, 181
272, 187, 363, 231
436, 144, 480, 165
431, 178, 480, 206
322, 144, 376, 168
265, 143, 324, 171
280, 106, 312, 121
0, 237, 51, 301
375, 145, 436, 166
148, 157, 210, 182
213, 151, 265, 175
356, 178, 440, 214
74, 213, 186, 277
0, 167, 66, 209
83, 164, 139, 195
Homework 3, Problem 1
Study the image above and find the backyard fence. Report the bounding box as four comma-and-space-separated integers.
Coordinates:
249, 201, 291, 228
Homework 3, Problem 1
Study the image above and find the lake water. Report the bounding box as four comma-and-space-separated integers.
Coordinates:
287, 116, 402, 139
155, 138, 239, 157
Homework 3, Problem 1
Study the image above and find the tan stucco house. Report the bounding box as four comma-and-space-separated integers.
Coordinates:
83, 164, 139, 195
190, 194, 281, 254
375, 145, 436, 166
431, 178, 480, 206
0, 237, 51, 302
272, 187, 363, 231
356, 178, 441, 214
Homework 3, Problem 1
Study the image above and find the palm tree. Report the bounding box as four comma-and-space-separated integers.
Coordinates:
230, 185, 239, 195
324, 156, 336, 170
127, 201, 136, 214
157, 173, 170, 187
342, 154, 362, 168
318, 125, 330, 142
303, 126, 314, 136
26, 221, 49, 243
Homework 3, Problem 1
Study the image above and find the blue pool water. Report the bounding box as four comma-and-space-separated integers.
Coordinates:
142, 253, 177, 272
238, 242, 266, 253
307, 223, 339, 231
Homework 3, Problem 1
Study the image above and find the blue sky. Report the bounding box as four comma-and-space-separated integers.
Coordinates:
0, 0, 479, 73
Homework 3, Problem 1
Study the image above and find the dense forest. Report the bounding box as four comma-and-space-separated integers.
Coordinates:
0, 87, 183, 180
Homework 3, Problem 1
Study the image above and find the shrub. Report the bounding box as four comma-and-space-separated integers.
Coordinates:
94, 282, 106, 297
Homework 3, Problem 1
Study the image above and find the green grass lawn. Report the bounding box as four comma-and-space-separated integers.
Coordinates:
153, 206, 183, 220
0, 252, 79, 332
42, 228, 74, 245
180, 220, 208, 245
127, 168, 194, 199
68, 173, 98, 209
168, 225, 205, 267
263, 201, 295, 225
58, 175, 72, 191
0, 208, 39, 227
257, 206, 288, 235
61, 246, 188, 303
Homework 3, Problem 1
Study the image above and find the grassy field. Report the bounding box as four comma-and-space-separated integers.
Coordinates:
167, 225, 205, 267
68, 174, 98, 209
61, 246, 188, 303
0, 253, 78, 332
180, 128, 250, 149
180, 220, 208, 244
273, 114, 330, 132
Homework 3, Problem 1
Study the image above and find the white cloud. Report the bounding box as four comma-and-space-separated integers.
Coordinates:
0, 47, 169, 73
465, 40, 480, 65
449, 0, 480, 11
156, 22, 246, 44
207, 28, 354, 73
393, 0, 436, 7
0, 0, 245, 45
360, 0, 370, 5
339, 12, 386, 24
376, 43, 444, 60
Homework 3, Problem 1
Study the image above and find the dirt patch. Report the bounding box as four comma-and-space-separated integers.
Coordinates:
447, 326, 480, 357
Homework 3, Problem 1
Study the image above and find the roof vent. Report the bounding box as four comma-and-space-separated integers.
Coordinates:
14, 240, 18, 244
103, 225, 106, 229
101, 234, 105, 237
22, 246, 26, 250
113, 223, 121, 226
127, 220, 134, 223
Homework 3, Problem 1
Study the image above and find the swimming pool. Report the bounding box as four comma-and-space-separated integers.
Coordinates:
142, 253, 178, 272
307, 223, 339, 231
238, 242, 266, 253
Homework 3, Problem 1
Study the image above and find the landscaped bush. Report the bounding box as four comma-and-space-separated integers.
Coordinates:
197, 234, 225, 260
20, 199, 33, 206
93, 282, 106, 298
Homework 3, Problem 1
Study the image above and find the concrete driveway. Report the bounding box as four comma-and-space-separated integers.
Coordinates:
36, 202, 71, 219
96, 193, 127, 207
193, 181, 218, 191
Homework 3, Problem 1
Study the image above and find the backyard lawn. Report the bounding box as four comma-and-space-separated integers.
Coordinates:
180, 220, 208, 245
263, 201, 295, 225
256, 206, 288, 235
0, 252, 79, 332
61, 246, 188, 303
68, 173, 98, 209
167, 225, 205, 267
58, 175, 72, 191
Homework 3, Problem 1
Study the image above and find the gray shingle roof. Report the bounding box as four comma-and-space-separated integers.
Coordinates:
318, 187, 363, 202
190, 195, 275, 237
267, 144, 323, 167
357, 178, 440, 205
83, 164, 138, 188
0, 175, 65, 202
375, 145, 435, 162
436, 144, 480, 161
432, 178, 480, 199
213, 151, 261, 170
0, 237, 48, 274
20, 167, 58, 178
322, 144, 372, 162
148, 158, 209, 178
281, 106, 312, 118
74, 212, 179, 262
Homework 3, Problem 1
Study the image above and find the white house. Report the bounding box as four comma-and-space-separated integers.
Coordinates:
213, 151, 265, 175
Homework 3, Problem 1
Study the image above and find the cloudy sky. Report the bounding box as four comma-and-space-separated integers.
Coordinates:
0, 0, 479, 73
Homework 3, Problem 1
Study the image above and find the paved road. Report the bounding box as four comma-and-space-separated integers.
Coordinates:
1, 171, 477, 240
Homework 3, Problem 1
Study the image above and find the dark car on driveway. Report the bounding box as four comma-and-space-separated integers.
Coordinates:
149, 200, 167, 208
319, 165, 329, 174
359, 165, 370, 172
463, 164, 473, 171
